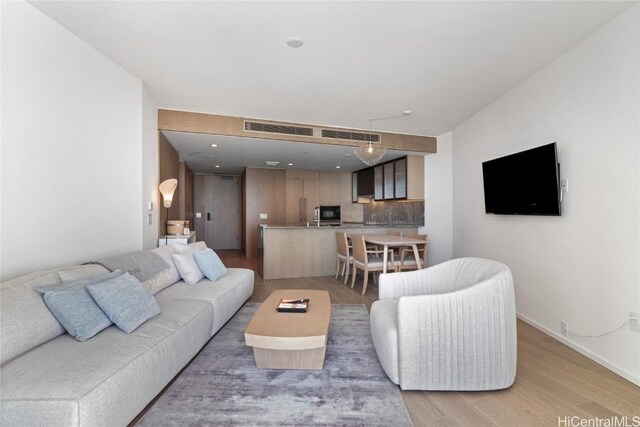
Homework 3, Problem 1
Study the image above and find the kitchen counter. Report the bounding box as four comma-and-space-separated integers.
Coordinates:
259, 224, 420, 280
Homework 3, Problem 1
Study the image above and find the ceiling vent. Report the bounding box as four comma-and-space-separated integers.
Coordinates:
321, 129, 381, 143
264, 161, 280, 166
245, 121, 313, 137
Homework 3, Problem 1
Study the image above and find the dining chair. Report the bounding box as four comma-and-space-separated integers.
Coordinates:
350, 234, 395, 295
335, 231, 353, 285
398, 234, 428, 271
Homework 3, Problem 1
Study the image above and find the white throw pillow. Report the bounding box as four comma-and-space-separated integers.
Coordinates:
171, 250, 205, 285
175, 241, 208, 253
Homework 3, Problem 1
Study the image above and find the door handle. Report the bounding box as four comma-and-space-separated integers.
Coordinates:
207, 212, 211, 221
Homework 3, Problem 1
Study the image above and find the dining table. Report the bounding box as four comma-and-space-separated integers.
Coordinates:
360, 234, 426, 274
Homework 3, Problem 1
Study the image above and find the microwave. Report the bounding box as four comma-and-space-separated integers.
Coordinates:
319, 205, 341, 221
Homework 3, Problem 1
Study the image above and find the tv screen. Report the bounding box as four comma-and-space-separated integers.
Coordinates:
482, 142, 561, 216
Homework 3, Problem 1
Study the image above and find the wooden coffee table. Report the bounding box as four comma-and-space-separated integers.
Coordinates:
244, 289, 331, 370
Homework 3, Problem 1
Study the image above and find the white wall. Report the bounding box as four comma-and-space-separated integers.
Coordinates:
1, 1, 154, 280
142, 87, 159, 249
422, 133, 453, 266
452, 5, 639, 383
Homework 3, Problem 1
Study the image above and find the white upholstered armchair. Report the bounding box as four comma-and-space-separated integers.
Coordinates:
370, 257, 517, 391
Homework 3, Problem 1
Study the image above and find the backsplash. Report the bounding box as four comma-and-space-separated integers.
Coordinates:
363, 200, 424, 226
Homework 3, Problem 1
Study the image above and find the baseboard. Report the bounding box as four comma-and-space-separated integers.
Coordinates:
516, 313, 640, 386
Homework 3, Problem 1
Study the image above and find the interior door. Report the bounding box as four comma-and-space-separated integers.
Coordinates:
204, 175, 240, 250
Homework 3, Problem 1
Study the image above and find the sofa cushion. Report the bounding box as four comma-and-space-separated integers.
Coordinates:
37, 270, 123, 341
174, 241, 207, 253
87, 273, 161, 333
370, 299, 400, 385
194, 248, 228, 282
156, 268, 254, 335
172, 250, 205, 285
0, 298, 213, 427
0, 264, 109, 366
149, 245, 181, 293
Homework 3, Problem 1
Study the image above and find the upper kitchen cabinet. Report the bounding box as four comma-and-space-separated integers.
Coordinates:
396, 155, 424, 200
351, 172, 358, 202
319, 171, 341, 205
394, 157, 407, 199
353, 155, 424, 202
373, 165, 383, 201
356, 167, 375, 197
383, 161, 395, 200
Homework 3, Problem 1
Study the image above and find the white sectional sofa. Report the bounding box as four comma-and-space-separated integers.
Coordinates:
0, 242, 254, 427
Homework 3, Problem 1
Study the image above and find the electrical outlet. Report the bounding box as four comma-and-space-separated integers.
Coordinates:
630, 312, 640, 333
260, 213, 268, 220
147, 213, 152, 225
560, 321, 568, 337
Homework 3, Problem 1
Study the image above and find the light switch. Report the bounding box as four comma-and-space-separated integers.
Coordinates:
196, 212, 202, 218
260, 213, 268, 219
147, 202, 153, 211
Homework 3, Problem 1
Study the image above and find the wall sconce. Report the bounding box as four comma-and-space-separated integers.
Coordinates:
159, 179, 177, 208
159, 179, 178, 243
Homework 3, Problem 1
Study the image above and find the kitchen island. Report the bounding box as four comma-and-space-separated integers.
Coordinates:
259, 223, 420, 280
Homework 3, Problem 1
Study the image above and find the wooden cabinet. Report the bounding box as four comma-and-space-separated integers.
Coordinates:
374, 165, 383, 200
383, 162, 395, 200
351, 172, 358, 202
357, 167, 374, 196
319, 171, 341, 205
241, 168, 286, 258
394, 157, 407, 199
353, 155, 424, 201
403, 155, 424, 200
286, 170, 319, 224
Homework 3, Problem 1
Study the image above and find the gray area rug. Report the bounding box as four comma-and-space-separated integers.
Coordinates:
138, 304, 413, 426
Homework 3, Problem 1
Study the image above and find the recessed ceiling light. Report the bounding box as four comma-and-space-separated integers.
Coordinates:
265, 161, 280, 166
402, 110, 413, 116
214, 165, 220, 168
286, 37, 304, 48
343, 154, 351, 157
336, 166, 341, 169
210, 144, 218, 147
288, 163, 294, 166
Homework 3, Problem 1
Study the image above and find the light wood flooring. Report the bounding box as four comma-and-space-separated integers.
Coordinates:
218, 250, 640, 427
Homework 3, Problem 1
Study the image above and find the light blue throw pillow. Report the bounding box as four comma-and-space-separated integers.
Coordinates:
87, 273, 161, 334
38, 270, 123, 341
194, 248, 228, 282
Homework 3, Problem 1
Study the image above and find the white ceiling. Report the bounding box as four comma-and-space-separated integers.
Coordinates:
31, 1, 634, 137
162, 131, 412, 175
32, 1, 633, 174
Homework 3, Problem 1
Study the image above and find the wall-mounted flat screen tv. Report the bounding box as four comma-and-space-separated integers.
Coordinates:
482, 142, 561, 216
